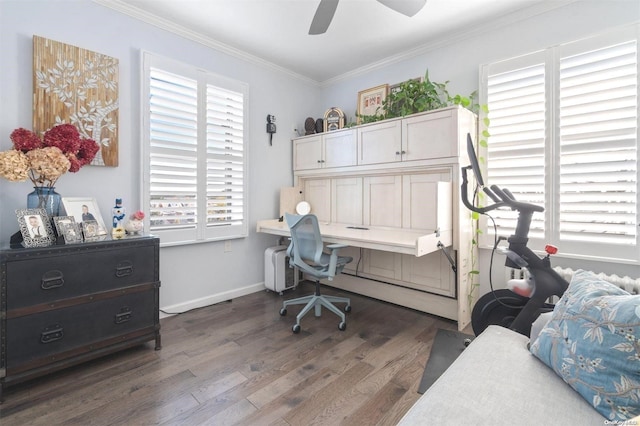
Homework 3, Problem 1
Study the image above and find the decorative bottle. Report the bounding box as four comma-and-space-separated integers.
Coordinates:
111, 198, 126, 238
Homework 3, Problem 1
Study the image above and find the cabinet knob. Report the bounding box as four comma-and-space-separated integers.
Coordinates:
395, 151, 400, 155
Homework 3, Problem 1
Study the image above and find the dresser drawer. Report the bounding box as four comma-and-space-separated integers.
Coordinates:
6, 289, 156, 369
5, 244, 156, 310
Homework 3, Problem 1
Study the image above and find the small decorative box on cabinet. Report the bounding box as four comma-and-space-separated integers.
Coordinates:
0, 236, 161, 401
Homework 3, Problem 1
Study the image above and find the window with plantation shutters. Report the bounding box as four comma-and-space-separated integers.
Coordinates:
558, 40, 637, 247
142, 53, 248, 246
480, 26, 638, 262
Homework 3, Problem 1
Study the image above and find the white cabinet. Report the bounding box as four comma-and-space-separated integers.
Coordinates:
293, 135, 322, 170
402, 174, 452, 232
357, 119, 402, 165
363, 175, 402, 228
303, 179, 330, 222
324, 129, 357, 168
402, 108, 457, 160
290, 106, 477, 330
354, 107, 458, 166
293, 129, 356, 170
331, 177, 363, 225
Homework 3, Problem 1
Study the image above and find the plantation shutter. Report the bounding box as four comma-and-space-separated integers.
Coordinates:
206, 84, 244, 227
143, 52, 249, 246
558, 40, 638, 245
149, 68, 198, 231
485, 54, 547, 239
482, 27, 638, 260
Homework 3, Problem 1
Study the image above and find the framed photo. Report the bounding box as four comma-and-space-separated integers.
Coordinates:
16, 208, 55, 247
389, 77, 422, 95
54, 216, 83, 244
82, 220, 101, 240
62, 197, 107, 236
357, 84, 388, 123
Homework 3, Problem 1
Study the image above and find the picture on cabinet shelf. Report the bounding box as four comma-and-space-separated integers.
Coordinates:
82, 220, 101, 240
357, 84, 388, 124
16, 208, 55, 247
62, 197, 107, 236
54, 216, 83, 244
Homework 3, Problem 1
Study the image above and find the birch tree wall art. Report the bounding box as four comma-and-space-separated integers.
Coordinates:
32, 36, 119, 166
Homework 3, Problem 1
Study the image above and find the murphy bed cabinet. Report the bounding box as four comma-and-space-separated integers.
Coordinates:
0, 236, 161, 400
292, 106, 477, 330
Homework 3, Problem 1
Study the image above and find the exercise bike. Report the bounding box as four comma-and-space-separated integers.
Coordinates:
461, 134, 569, 337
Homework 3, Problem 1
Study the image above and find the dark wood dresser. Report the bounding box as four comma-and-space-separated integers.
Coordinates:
0, 236, 161, 401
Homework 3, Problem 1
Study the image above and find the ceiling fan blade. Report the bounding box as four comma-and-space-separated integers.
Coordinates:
309, 0, 339, 35
376, 0, 426, 17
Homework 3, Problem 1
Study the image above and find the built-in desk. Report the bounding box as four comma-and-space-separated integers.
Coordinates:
256, 219, 451, 257
278, 106, 478, 331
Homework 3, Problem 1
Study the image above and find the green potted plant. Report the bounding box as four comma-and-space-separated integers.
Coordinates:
355, 70, 478, 124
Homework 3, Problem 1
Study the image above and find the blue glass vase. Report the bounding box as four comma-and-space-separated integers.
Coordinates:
27, 186, 62, 217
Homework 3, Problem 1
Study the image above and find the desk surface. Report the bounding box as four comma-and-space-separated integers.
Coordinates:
256, 219, 451, 257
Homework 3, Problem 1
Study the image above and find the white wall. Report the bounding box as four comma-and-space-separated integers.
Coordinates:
321, 0, 640, 294
1, 0, 638, 312
0, 0, 321, 311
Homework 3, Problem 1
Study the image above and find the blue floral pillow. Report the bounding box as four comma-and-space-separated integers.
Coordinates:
529, 269, 640, 420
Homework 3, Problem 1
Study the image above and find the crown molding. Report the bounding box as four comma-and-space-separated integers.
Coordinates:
320, 0, 579, 86
92, 0, 320, 86
93, 0, 579, 86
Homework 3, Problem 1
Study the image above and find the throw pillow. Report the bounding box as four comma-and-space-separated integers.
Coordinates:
529, 269, 640, 421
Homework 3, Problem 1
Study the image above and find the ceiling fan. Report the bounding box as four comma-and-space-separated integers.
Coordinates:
309, 0, 427, 35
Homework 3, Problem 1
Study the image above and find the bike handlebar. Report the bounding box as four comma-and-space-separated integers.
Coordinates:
461, 165, 544, 215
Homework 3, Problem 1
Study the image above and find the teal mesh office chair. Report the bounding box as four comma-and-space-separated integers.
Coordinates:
279, 213, 353, 333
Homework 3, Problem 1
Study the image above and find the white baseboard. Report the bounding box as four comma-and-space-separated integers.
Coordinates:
159, 282, 265, 318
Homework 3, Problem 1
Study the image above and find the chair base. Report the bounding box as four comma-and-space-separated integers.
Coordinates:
281, 280, 350, 332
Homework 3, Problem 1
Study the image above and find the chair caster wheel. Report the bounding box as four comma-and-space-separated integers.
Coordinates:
344, 305, 351, 313
338, 322, 346, 331
292, 324, 301, 333
279, 308, 287, 316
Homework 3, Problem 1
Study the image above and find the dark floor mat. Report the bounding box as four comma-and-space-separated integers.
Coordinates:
418, 328, 474, 394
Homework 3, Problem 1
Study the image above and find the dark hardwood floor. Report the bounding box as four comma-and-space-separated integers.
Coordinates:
0, 282, 461, 425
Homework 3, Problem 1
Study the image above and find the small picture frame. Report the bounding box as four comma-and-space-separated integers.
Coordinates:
82, 220, 101, 240
389, 77, 422, 95
16, 208, 55, 247
357, 84, 388, 123
62, 197, 107, 236
54, 216, 83, 244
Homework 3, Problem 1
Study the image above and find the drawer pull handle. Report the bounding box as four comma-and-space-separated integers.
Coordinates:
115, 261, 134, 278
115, 307, 133, 324
41, 325, 64, 343
41, 270, 64, 290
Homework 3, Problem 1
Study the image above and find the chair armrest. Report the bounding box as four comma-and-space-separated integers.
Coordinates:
326, 244, 349, 279
326, 243, 348, 250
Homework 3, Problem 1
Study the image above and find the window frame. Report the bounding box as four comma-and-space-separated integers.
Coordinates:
479, 25, 639, 264
141, 51, 249, 246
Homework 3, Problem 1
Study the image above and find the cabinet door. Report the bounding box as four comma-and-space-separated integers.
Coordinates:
324, 129, 357, 168
357, 120, 402, 165
332, 177, 363, 225
363, 175, 402, 228
293, 135, 322, 170
363, 249, 402, 280
402, 109, 455, 161
303, 179, 331, 223
401, 252, 454, 297
402, 173, 451, 231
